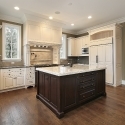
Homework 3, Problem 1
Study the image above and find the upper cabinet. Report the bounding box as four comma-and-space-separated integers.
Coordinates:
23, 21, 62, 45
67, 35, 89, 57
75, 38, 82, 56
28, 23, 41, 42
68, 38, 76, 56
82, 36, 89, 47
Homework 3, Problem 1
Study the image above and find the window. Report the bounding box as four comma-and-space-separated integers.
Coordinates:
2, 23, 21, 61
60, 34, 67, 59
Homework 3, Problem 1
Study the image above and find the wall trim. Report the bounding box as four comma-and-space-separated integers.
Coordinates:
122, 80, 125, 85
0, 13, 23, 24
76, 16, 125, 35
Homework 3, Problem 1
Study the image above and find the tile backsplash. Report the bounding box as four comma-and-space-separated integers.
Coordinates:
30, 48, 52, 65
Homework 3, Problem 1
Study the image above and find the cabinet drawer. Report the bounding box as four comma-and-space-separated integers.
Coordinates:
79, 89, 95, 101
79, 81, 95, 91
78, 76, 95, 83
3, 72, 11, 77
79, 72, 95, 78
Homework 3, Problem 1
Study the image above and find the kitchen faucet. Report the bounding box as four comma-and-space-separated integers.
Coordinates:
68, 59, 73, 67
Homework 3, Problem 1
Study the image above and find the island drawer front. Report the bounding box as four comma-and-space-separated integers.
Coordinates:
78, 76, 95, 83
79, 72, 95, 78
78, 81, 95, 91
79, 89, 95, 101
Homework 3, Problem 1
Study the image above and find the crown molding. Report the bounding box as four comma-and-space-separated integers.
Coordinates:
76, 16, 125, 35
0, 13, 23, 24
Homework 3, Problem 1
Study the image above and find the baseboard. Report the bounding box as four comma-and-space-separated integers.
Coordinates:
122, 80, 125, 85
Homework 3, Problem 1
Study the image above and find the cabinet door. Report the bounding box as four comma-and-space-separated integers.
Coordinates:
105, 44, 113, 84
52, 28, 61, 44
62, 75, 77, 110
3, 77, 14, 89
75, 38, 82, 56
96, 70, 105, 96
28, 24, 41, 41
41, 26, 51, 43
68, 38, 75, 56
44, 74, 50, 102
98, 45, 105, 67
89, 46, 98, 66
16, 77, 24, 87
82, 36, 89, 47
38, 72, 44, 97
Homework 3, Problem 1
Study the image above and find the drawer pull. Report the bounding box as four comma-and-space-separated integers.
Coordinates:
82, 74, 84, 76
82, 86, 84, 88
91, 73, 94, 75
83, 95, 85, 98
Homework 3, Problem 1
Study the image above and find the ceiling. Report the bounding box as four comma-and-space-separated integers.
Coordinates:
0, 0, 125, 33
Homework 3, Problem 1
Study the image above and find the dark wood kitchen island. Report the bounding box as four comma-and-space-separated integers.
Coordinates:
36, 65, 106, 118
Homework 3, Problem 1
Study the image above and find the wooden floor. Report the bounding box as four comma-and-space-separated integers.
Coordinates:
0, 85, 125, 125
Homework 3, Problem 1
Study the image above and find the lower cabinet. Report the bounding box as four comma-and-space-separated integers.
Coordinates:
37, 69, 106, 118
3, 77, 14, 89
0, 67, 35, 91
16, 77, 24, 87
24, 67, 35, 87
61, 75, 77, 110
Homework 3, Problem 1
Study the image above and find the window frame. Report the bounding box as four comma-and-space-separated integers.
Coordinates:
2, 23, 21, 61
60, 34, 67, 59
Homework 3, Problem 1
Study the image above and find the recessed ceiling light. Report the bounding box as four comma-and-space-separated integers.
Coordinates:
88, 16, 92, 19
71, 23, 74, 26
49, 16, 53, 20
14, 6, 20, 10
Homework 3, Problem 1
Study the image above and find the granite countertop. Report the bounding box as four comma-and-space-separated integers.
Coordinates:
36, 65, 106, 76
0, 65, 35, 69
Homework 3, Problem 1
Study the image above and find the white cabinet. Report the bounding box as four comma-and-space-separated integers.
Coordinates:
1, 68, 25, 90
16, 77, 24, 87
90, 41, 113, 84
82, 36, 89, 47
68, 36, 89, 57
105, 44, 113, 84
3, 77, 14, 89
89, 45, 98, 67
41, 25, 51, 43
23, 20, 62, 45
28, 23, 41, 42
75, 38, 82, 56
52, 28, 62, 44
24, 67, 35, 87
68, 38, 76, 56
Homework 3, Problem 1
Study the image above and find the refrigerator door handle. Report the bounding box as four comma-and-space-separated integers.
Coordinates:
96, 55, 98, 63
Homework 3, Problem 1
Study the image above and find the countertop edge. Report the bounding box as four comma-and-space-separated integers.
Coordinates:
36, 67, 106, 76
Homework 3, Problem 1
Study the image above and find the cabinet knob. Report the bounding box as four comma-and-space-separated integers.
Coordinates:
82, 86, 84, 88
83, 95, 85, 98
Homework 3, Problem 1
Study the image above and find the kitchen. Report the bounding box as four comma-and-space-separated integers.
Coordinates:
0, 0, 125, 124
